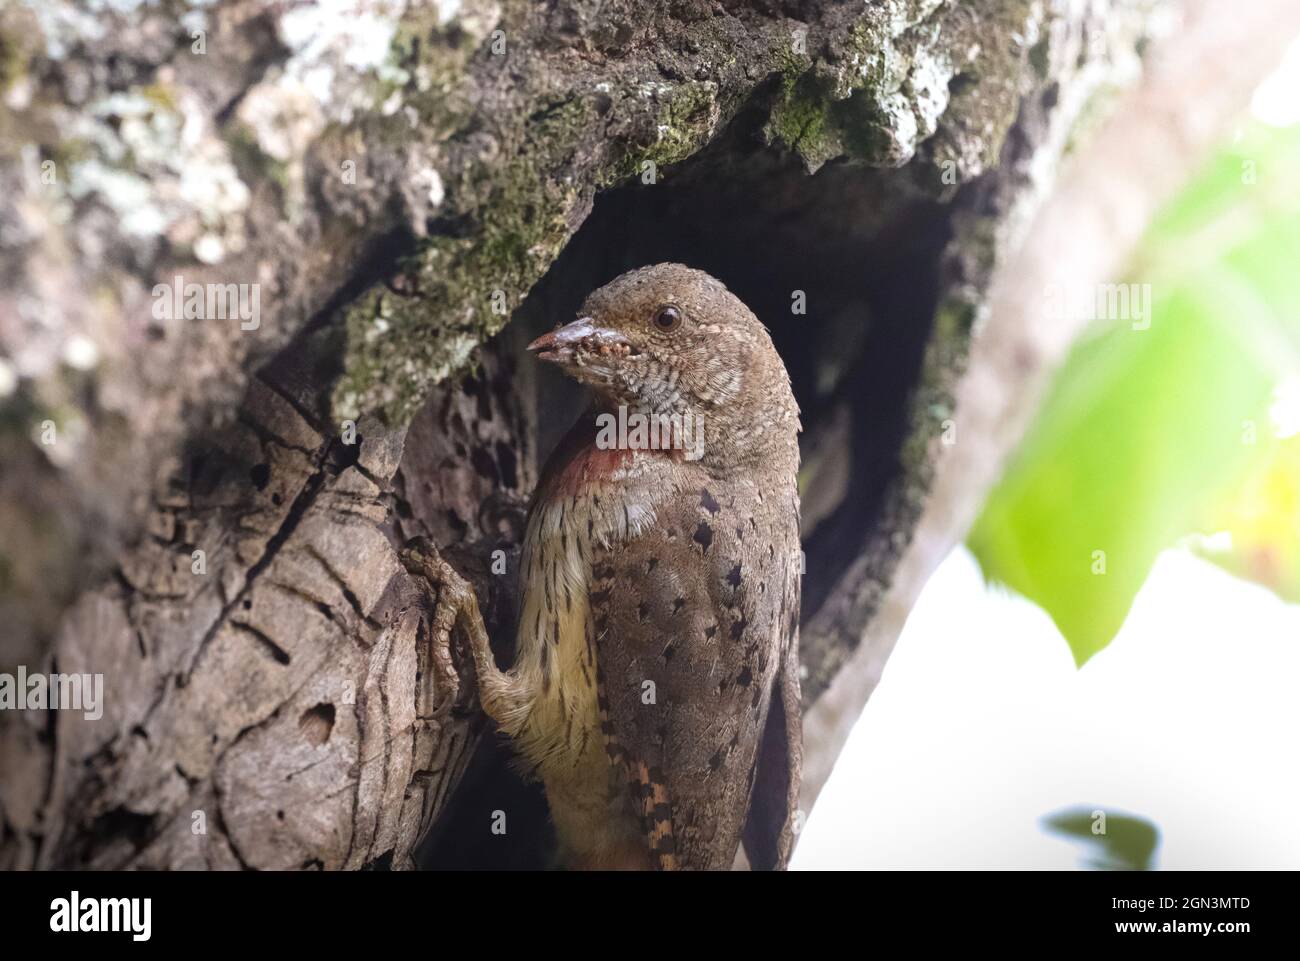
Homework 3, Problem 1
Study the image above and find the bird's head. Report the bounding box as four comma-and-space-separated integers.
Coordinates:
528, 263, 799, 464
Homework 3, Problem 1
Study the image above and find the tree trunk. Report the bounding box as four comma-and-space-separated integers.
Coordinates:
0, 0, 1276, 870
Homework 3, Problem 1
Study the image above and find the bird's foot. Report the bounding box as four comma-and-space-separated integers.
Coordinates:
400, 537, 516, 726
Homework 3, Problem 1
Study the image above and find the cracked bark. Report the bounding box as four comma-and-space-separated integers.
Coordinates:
2, 307, 532, 868
0, 0, 1267, 869
799, 0, 1300, 813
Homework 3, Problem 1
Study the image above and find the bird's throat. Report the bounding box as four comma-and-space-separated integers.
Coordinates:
537, 406, 690, 502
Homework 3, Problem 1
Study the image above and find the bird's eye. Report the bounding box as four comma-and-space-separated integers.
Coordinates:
653, 305, 682, 332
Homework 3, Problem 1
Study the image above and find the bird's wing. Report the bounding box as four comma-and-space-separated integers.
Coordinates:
741, 557, 802, 870
589, 482, 802, 870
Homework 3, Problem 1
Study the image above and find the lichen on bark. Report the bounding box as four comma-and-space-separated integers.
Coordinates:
328, 0, 1059, 426
0, 0, 1168, 870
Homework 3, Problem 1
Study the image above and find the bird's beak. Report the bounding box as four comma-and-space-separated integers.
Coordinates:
527, 317, 632, 364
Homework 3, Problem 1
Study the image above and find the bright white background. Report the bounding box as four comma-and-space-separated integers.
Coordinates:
792, 546, 1300, 870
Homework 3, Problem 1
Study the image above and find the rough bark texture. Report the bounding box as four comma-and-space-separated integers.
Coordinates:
800, 0, 1300, 813
0, 0, 1173, 869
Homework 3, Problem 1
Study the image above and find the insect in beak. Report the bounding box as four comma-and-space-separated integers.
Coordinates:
528, 317, 636, 364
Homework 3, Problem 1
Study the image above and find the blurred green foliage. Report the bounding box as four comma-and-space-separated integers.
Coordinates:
968, 121, 1300, 665
1198, 431, 1300, 604
1042, 806, 1160, 871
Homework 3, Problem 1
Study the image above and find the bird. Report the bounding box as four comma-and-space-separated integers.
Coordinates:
408, 263, 803, 870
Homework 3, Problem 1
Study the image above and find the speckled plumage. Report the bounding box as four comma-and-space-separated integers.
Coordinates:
421, 264, 803, 870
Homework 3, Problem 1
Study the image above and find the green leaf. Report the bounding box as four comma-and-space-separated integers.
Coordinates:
1196, 432, 1300, 604
967, 121, 1300, 665
1042, 806, 1160, 871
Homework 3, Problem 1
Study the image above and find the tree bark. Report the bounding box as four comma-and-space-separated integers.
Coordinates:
800, 0, 1300, 813
0, 0, 1224, 869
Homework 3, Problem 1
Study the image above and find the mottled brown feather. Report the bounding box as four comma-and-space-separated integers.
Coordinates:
589, 473, 801, 869
510, 263, 803, 870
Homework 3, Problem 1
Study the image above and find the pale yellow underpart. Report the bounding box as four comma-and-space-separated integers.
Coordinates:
507, 470, 659, 865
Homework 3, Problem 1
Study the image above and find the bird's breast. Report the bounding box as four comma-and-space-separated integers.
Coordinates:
512, 475, 657, 860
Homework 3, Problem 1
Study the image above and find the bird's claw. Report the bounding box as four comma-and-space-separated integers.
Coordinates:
400, 538, 478, 719
402, 537, 521, 729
